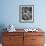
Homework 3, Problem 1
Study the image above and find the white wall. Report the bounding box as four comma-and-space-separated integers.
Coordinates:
0, 0, 46, 29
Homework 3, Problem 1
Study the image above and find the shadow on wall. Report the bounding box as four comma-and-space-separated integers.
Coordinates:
0, 24, 7, 43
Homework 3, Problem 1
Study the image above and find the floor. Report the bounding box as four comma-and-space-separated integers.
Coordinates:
0, 44, 2, 46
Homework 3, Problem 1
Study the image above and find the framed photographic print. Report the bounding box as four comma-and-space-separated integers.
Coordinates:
19, 5, 34, 23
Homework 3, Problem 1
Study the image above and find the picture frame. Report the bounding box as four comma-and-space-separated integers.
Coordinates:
19, 5, 34, 23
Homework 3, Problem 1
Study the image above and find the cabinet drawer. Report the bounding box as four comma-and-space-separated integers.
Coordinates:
32, 36, 45, 44
3, 44, 15, 46
3, 36, 23, 44
32, 44, 44, 46
3, 43, 23, 46
3, 32, 23, 36
24, 32, 44, 36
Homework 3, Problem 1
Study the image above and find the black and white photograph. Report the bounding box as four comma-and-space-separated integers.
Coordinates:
19, 5, 34, 23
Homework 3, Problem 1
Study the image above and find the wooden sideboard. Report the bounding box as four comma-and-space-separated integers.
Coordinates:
2, 30, 45, 46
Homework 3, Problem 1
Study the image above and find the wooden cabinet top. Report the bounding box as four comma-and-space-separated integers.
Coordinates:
3, 32, 45, 36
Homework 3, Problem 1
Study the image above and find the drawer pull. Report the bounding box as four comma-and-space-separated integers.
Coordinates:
9, 38, 12, 40
9, 38, 14, 40
32, 39, 36, 40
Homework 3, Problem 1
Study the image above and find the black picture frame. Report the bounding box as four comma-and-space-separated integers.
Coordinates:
19, 5, 34, 23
